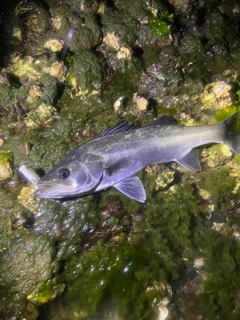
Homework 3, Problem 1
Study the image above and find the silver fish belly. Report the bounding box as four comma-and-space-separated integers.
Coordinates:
34, 113, 240, 202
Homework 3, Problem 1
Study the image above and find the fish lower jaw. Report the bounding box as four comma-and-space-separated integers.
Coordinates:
34, 185, 77, 199
34, 189, 62, 199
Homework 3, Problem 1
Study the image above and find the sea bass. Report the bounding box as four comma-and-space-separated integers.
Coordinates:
34, 113, 240, 202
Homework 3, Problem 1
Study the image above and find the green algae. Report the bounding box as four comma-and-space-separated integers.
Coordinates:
28, 281, 65, 305
136, 182, 200, 251
198, 167, 236, 204
214, 106, 237, 122
196, 230, 240, 320
65, 50, 105, 93
0, 230, 58, 319
0, 150, 14, 163
62, 242, 163, 320
147, 16, 172, 37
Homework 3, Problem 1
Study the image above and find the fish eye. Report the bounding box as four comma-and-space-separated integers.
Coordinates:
58, 168, 70, 179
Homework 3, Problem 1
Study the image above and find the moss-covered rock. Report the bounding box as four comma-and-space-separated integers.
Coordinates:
1, 0, 240, 319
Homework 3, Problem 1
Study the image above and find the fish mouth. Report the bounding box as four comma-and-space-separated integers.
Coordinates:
34, 182, 77, 199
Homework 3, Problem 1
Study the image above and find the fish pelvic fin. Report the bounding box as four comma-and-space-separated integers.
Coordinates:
224, 112, 240, 153
114, 176, 146, 203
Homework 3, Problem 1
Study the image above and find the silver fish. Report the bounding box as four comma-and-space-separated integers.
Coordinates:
34, 112, 240, 202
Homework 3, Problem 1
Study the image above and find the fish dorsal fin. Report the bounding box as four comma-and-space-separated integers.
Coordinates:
176, 149, 201, 171
114, 176, 146, 203
149, 115, 178, 126
96, 121, 135, 138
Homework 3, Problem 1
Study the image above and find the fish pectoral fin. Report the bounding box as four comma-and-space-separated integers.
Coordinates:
114, 176, 146, 203
105, 158, 132, 177
176, 149, 201, 171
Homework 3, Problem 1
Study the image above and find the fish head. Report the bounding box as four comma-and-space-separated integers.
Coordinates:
34, 151, 103, 199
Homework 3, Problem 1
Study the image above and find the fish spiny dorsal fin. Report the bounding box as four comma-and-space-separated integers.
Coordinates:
149, 115, 178, 126
95, 121, 135, 138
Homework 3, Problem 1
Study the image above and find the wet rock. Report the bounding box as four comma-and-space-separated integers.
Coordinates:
113, 96, 125, 113
103, 32, 121, 51
116, 46, 132, 60
17, 185, 39, 214
0, 151, 13, 180
50, 6, 102, 51
200, 81, 233, 110
0, 232, 59, 316
46, 61, 66, 81
16, 1, 51, 35
132, 93, 148, 112
211, 206, 226, 223
0, 162, 12, 180
25, 103, 54, 128
201, 145, 232, 169
193, 257, 205, 269
1, 0, 240, 319
154, 170, 175, 190
44, 39, 63, 52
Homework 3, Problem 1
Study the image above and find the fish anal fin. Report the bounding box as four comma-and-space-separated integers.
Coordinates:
177, 149, 201, 171
114, 176, 146, 203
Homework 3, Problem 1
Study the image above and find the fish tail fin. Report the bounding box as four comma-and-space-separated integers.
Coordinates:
224, 112, 240, 153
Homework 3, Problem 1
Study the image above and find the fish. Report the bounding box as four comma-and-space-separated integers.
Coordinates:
34, 112, 240, 202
